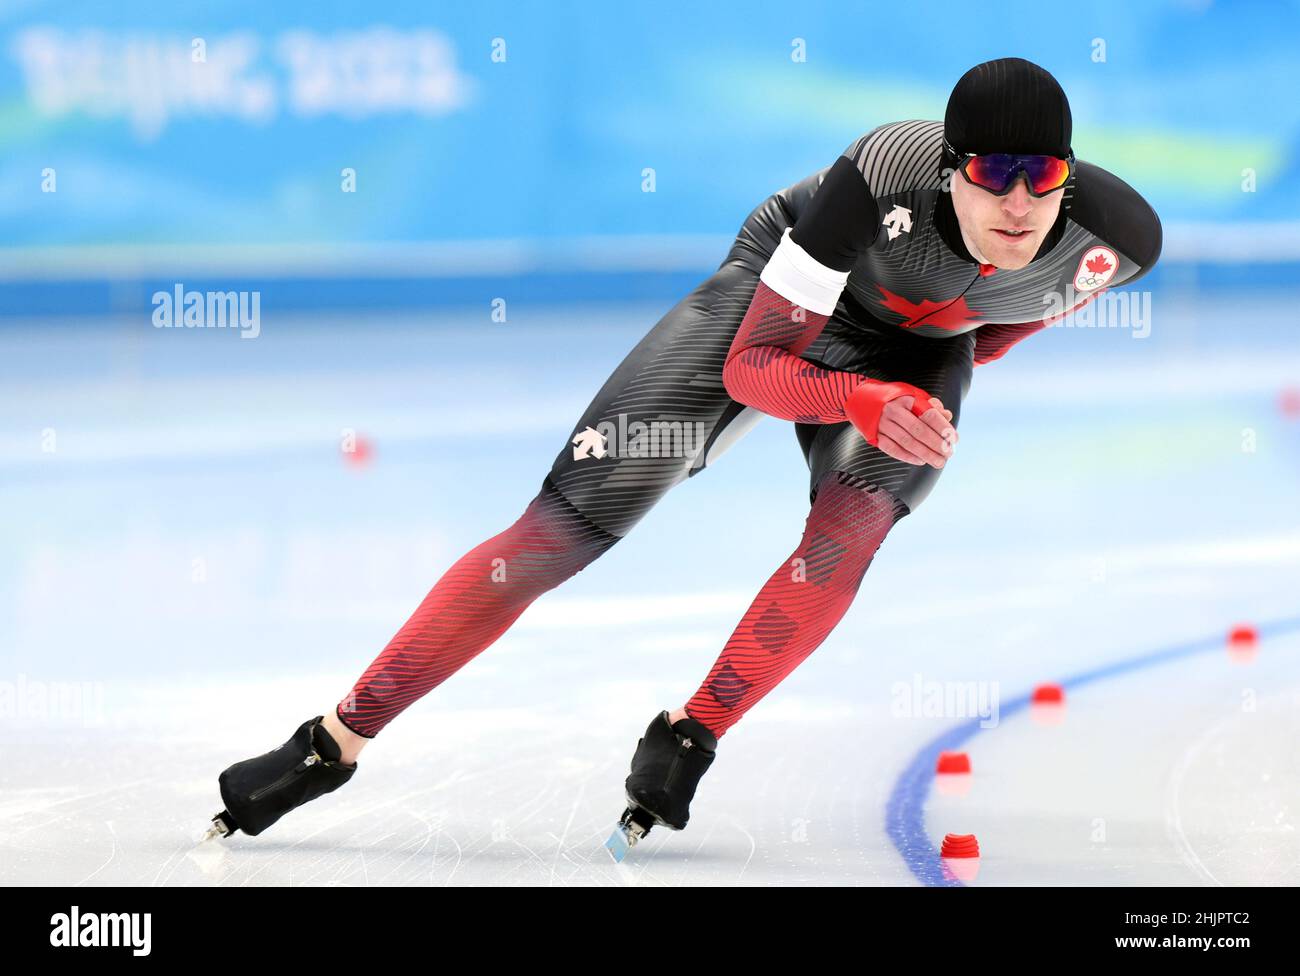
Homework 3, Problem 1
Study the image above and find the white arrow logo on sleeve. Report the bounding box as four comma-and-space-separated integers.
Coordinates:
882, 205, 913, 240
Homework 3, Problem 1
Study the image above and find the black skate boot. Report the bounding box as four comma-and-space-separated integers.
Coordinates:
604, 710, 717, 861
204, 715, 357, 839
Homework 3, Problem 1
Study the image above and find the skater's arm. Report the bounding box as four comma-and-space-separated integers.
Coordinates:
720, 275, 859, 423
723, 243, 938, 432
720, 155, 886, 423
972, 319, 1051, 366
972, 287, 1114, 365
721, 288, 952, 463
722, 271, 952, 463
722, 147, 955, 463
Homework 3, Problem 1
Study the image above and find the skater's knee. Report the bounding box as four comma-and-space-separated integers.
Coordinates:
805, 472, 909, 551
438, 478, 623, 608
502, 478, 622, 580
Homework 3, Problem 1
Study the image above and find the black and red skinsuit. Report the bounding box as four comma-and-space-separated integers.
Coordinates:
338, 119, 1162, 741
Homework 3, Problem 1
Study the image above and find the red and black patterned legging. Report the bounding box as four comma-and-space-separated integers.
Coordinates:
337, 480, 618, 738
684, 471, 906, 738
337, 469, 905, 741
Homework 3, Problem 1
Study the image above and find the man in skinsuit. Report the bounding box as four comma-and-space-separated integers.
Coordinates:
208, 58, 1162, 843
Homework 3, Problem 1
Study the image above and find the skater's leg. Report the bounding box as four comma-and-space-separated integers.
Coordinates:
330, 478, 619, 743
215, 480, 621, 837
679, 471, 909, 738
320, 710, 368, 761
675, 326, 977, 737
610, 469, 907, 851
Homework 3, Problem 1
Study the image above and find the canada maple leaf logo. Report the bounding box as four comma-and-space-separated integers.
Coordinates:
876, 287, 982, 331
1074, 245, 1120, 291
1085, 253, 1112, 275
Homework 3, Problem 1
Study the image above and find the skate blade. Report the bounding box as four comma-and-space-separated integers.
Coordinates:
604, 825, 633, 862
200, 812, 235, 843
605, 805, 655, 862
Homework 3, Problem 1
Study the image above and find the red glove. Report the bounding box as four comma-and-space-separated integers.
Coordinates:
843, 379, 936, 447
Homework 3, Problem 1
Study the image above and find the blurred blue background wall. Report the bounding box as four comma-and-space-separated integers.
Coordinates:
1, 0, 1297, 315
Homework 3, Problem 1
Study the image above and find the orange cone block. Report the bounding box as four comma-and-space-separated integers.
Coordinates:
934, 750, 973, 797
1227, 623, 1258, 664
1030, 682, 1066, 726
1279, 386, 1300, 419
1031, 683, 1064, 704
940, 832, 981, 881
342, 434, 374, 469
1228, 624, 1257, 647
935, 751, 971, 775
941, 832, 980, 858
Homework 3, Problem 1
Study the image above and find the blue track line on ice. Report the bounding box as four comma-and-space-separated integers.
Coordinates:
885, 614, 1300, 886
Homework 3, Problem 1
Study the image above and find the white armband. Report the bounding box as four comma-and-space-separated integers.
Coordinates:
758, 227, 850, 316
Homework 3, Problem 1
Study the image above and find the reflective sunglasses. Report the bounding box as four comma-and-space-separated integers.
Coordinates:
944, 138, 1075, 197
